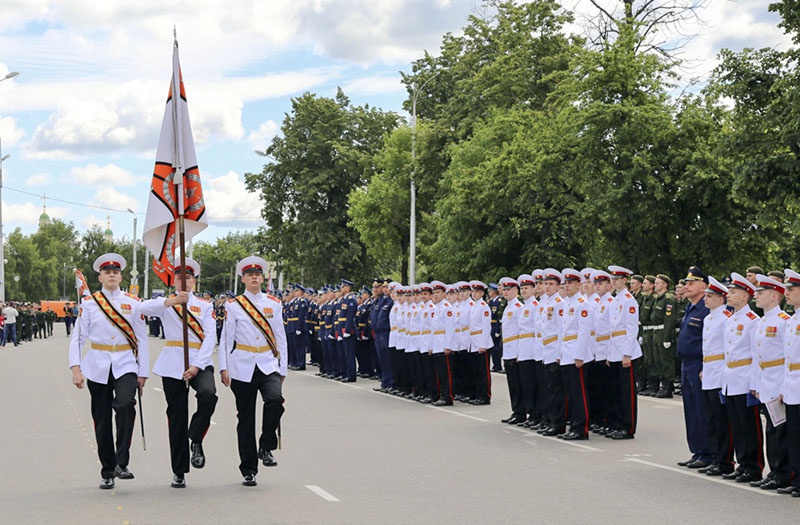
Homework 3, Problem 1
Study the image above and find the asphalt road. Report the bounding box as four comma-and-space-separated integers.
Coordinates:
0, 331, 797, 524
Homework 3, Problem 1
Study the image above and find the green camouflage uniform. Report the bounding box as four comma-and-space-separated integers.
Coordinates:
651, 291, 679, 395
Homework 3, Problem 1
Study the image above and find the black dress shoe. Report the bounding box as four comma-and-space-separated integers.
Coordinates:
721, 470, 743, 480
542, 427, 560, 437
735, 472, 761, 484
777, 486, 800, 495
676, 457, 697, 467
372, 387, 385, 392
114, 466, 134, 479
697, 465, 713, 474
687, 460, 710, 469
562, 432, 589, 441
609, 431, 634, 440
536, 426, 552, 434
99, 477, 115, 490
258, 449, 277, 467
242, 474, 257, 487
432, 399, 453, 406
191, 442, 205, 469
760, 479, 788, 490
171, 474, 186, 488
704, 466, 725, 476
506, 416, 524, 425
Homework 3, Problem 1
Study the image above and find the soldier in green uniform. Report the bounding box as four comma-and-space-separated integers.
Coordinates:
746, 266, 764, 317
21, 306, 33, 342
639, 276, 657, 395
45, 308, 55, 337
672, 278, 689, 396
36, 308, 47, 339
650, 275, 680, 397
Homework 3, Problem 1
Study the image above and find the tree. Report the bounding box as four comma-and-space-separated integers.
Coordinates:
192, 232, 260, 294
245, 89, 399, 286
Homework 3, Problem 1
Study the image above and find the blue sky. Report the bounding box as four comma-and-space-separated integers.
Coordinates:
0, 0, 792, 247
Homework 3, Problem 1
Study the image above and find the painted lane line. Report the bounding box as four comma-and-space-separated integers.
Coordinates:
507, 426, 602, 451
427, 405, 489, 422
306, 485, 340, 502
622, 458, 779, 496
298, 370, 362, 389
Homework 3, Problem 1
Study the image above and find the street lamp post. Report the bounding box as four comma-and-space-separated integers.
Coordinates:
409, 72, 439, 286
0, 72, 19, 303
0, 138, 9, 303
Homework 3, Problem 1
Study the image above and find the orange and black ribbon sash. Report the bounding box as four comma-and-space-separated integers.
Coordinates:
93, 291, 138, 358
171, 303, 205, 342
235, 295, 279, 358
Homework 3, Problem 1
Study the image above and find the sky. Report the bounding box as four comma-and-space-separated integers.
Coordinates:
0, 0, 793, 249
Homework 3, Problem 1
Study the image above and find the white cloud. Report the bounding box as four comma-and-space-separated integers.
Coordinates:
90, 187, 138, 213
204, 170, 263, 226
342, 75, 406, 97
247, 120, 279, 152
4, 201, 42, 226
0, 116, 25, 149
70, 163, 139, 187
25, 173, 51, 186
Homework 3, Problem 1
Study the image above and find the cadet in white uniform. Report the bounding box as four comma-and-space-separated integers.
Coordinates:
699, 277, 733, 476
607, 265, 642, 440
219, 256, 288, 487
139, 257, 217, 488
468, 280, 493, 405
539, 269, 565, 437
720, 273, 764, 483
499, 277, 525, 424
751, 274, 791, 490
779, 269, 800, 496
69, 253, 149, 490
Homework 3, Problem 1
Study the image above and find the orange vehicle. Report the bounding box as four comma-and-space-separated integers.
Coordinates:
40, 300, 74, 319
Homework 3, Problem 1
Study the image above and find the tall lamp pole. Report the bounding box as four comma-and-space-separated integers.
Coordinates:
409, 72, 438, 286
1, 72, 20, 303
0, 138, 9, 303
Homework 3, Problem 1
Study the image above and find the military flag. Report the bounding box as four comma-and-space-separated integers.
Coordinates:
75, 269, 90, 297
142, 32, 207, 287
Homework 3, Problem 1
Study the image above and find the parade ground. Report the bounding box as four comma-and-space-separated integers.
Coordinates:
0, 331, 796, 524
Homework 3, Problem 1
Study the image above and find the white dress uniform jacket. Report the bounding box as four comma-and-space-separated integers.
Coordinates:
723, 305, 760, 396
752, 305, 789, 402
609, 290, 642, 362
432, 300, 457, 354
219, 290, 288, 381
69, 289, 149, 383
501, 298, 524, 360
540, 293, 564, 365
594, 292, 614, 361
468, 298, 493, 352
781, 311, 800, 405
701, 304, 731, 390
561, 293, 594, 365
517, 296, 538, 362
139, 292, 216, 380
419, 300, 435, 353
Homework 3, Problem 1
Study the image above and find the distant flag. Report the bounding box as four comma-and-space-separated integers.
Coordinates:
142, 31, 207, 287
75, 269, 90, 297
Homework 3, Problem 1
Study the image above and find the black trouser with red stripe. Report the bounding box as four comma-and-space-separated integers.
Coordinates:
471, 350, 492, 402
88, 371, 137, 479
544, 362, 566, 431
762, 404, 791, 482
785, 404, 800, 488
609, 359, 639, 435
162, 367, 218, 476
588, 360, 611, 427
564, 363, 590, 436
725, 393, 764, 476
703, 388, 733, 471
504, 358, 525, 419
433, 353, 453, 402
517, 359, 537, 421
418, 352, 435, 398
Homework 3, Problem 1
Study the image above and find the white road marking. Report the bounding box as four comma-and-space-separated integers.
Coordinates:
427, 405, 489, 422
622, 458, 780, 496
306, 485, 340, 502
507, 426, 602, 451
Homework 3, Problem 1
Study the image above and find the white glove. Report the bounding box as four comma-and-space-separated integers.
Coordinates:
296, 330, 301, 335
664, 342, 672, 349
638, 337, 643, 345
343, 332, 351, 338
337, 337, 343, 342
